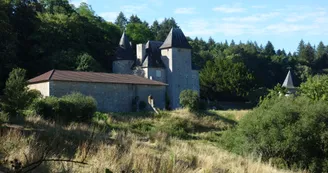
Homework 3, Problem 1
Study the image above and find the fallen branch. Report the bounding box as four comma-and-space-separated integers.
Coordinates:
42, 159, 87, 165
20, 158, 88, 173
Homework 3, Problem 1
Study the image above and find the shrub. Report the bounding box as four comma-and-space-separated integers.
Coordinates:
92, 112, 108, 122
1, 68, 41, 116
32, 96, 59, 119
60, 93, 97, 122
257, 84, 288, 109
0, 111, 9, 123
32, 93, 97, 122
299, 75, 328, 101
152, 117, 194, 139
221, 96, 328, 172
131, 120, 154, 134
179, 90, 200, 112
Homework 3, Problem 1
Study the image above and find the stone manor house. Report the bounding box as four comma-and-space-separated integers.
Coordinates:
28, 28, 200, 112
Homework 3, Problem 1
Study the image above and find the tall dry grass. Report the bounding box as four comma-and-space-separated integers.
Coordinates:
214, 109, 250, 121
0, 110, 306, 173
0, 126, 305, 173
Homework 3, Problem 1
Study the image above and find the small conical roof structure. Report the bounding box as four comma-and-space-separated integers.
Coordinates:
282, 70, 294, 88
114, 32, 134, 61
159, 28, 192, 49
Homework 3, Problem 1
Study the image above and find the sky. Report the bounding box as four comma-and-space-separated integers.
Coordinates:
70, 0, 328, 53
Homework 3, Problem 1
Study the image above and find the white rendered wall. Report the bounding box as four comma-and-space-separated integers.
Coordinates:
136, 44, 145, 66
28, 82, 50, 97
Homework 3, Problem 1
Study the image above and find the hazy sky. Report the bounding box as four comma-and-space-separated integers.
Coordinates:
70, 0, 328, 53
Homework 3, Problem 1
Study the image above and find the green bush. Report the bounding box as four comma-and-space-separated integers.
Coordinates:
299, 75, 328, 101
258, 84, 287, 108
131, 120, 154, 134
32, 93, 97, 122
179, 89, 200, 112
0, 111, 9, 123
152, 117, 195, 139
221, 96, 328, 172
60, 93, 97, 121
32, 96, 59, 119
92, 112, 108, 122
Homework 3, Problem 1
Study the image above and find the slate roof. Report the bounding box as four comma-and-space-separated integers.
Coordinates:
114, 32, 135, 61
159, 28, 192, 49
142, 41, 165, 68
282, 70, 294, 88
28, 70, 167, 86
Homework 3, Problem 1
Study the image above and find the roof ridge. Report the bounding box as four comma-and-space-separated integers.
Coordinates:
28, 70, 167, 86
49, 69, 55, 80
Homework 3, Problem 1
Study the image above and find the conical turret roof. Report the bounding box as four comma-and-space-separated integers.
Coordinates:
282, 70, 294, 88
159, 28, 192, 49
114, 32, 134, 61
119, 32, 131, 48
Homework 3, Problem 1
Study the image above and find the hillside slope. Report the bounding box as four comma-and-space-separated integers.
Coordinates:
0, 110, 305, 173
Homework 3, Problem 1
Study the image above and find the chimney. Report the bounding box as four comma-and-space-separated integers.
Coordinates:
136, 44, 145, 66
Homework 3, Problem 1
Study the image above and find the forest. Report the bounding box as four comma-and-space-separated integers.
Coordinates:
1, 0, 328, 102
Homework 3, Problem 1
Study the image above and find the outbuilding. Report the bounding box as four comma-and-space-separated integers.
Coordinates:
28, 70, 167, 112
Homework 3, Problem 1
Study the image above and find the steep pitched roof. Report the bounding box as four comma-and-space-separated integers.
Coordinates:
142, 41, 165, 68
282, 70, 294, 88
114, 32, 135, 61
28, 70, 167, 86
159, 28, 192, 49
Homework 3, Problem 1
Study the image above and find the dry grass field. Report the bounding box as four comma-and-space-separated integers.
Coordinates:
0, 109, 306, 173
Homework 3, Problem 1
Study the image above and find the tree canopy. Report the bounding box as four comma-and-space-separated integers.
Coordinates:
0, 1, 327, 103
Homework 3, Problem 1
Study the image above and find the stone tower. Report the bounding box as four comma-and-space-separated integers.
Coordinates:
113, 32, 135, 74
159, 28, 199, 109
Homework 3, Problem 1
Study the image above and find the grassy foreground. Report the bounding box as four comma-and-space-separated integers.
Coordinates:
0, 109, 304, 173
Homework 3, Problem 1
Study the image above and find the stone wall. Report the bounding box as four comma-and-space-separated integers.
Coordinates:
191, 70, 200, 93
144, 67, 166, 83
49, 81, 165, 112
28, 82, 50, 97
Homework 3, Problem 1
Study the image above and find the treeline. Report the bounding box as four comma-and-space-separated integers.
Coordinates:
1, 0, 328, 102
0, 0, 120, 91
0, 0, 177, 92
196, 39, 328, 102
